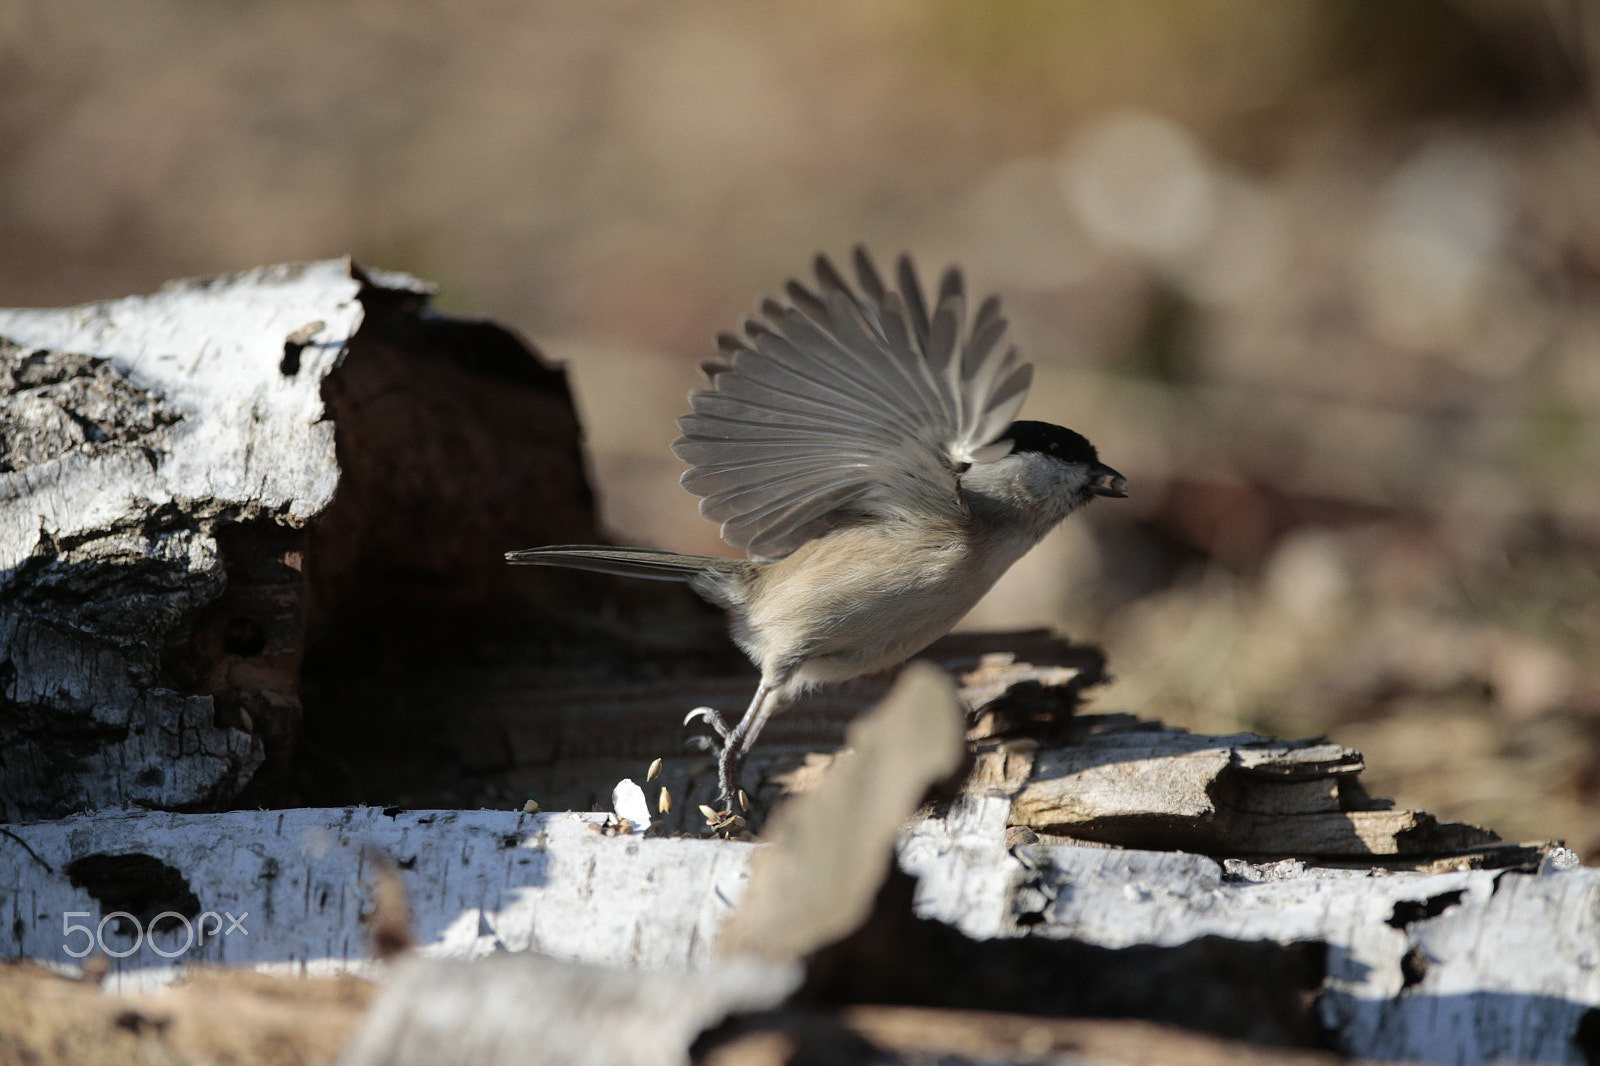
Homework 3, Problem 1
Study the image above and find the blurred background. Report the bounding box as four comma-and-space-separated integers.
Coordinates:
5, 1, 1600, 853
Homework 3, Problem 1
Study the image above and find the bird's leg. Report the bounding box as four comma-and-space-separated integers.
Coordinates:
716, 681, 782, 811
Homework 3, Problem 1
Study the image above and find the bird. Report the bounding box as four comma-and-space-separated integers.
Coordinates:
507, 248, 1126, 811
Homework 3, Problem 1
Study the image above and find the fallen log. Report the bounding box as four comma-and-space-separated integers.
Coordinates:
0, 260, 688, 820
2, 264, 1593, 1066
2, 671, 1592, 1064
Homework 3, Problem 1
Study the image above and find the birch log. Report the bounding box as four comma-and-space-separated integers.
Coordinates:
0, 260, 612, 820
0, 633, 1589, 1063
2, 777, 1593, 1063
0, 262, 373, 819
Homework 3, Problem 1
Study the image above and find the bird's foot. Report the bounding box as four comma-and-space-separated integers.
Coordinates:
684, 706, 735, 809
683, 707, 754, 826
684, 705, 732, 740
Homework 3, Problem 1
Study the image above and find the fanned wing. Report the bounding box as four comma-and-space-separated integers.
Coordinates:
671, 247, 1033, 561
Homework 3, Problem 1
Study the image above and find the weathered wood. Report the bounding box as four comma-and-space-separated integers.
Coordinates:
0, 261, 615, 819
332, 668, 969, 1066
6, 753, 1595, 1065
720, 663, 965, 958
1, 806, 754, 992
0, 962, 374, 1066
339, 953, 800, 1066
1006, 715, 1507, 861
1007, 843, 1597, 1064
486, 628, 1513, 863
0, 961, 1358, 1066
841, 1007, 1350, 1066
0, 262, 375, 819
452, 629, 1106, 833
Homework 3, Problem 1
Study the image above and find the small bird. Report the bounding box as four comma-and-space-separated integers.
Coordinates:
508, 249, 1125, 809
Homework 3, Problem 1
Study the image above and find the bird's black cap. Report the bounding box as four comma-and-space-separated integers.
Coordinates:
1003, 420, 1100, 465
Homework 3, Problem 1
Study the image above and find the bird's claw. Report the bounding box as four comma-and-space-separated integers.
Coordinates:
683, 706, 731, 740
683, 706, 750, 818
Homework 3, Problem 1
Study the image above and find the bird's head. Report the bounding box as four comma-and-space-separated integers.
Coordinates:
959, 420, 1126, 530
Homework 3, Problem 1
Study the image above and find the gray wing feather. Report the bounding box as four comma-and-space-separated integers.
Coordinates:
671, 247, 1033, 560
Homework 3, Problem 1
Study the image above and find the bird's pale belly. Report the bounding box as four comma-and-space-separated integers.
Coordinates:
790, 596, 976, 684
744, 524, 1026, 689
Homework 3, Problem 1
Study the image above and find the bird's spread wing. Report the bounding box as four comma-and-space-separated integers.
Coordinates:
671, 248, 1033, 561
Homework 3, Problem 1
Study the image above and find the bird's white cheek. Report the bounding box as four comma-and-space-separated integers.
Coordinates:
1016, 462, 1082, 504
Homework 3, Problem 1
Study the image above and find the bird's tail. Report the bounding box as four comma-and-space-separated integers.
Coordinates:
505, 544, 741, 583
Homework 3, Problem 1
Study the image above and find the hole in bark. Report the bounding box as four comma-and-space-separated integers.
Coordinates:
64, 853, 201, 932
1399, 947, 1429, 989
279, 320, 325, 376
1575, 1007, 1600, 1066
1385, 890, 1463, 929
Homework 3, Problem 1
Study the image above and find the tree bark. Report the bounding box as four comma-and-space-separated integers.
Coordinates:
0, 260, 631, 819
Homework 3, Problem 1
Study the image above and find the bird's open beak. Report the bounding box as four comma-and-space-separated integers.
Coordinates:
1090, 464, 1128, 498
